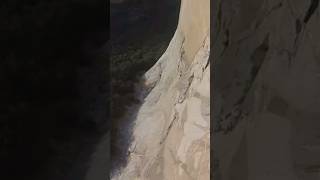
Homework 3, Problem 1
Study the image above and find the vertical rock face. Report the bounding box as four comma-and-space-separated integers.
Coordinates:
213, 0, 320, 180
114, 0, 210, 179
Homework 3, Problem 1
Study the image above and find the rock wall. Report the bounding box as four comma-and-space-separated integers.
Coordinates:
114, 0, 210, 179
213, 0, 320, 179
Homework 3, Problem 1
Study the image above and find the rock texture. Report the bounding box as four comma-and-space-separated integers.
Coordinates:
113, 0, 210, 179
213, 0, 320, 180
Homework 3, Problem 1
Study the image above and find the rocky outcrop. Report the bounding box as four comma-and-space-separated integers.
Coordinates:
213, 0, 320, 179
113, 0, 210, 179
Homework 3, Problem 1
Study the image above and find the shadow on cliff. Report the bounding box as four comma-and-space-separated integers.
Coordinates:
0, 0, 109, 179
109, 0, 181, 175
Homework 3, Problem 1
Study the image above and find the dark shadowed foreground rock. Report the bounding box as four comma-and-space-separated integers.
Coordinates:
213, 0, 320, 179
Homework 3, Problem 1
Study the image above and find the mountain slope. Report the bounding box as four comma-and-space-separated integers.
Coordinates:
113, 0, 210, 179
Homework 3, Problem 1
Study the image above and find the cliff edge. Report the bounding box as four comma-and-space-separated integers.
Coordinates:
113, 0, 210, 179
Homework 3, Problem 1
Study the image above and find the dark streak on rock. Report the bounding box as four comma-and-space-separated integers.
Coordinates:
294, 18, 302, 45
296, 19, 302, 34
237, 34, 269, 106
204, 60, 210, 70
224, 29, 230, 47
221, 29, 230, 56
216, 34, 270, 134
304, 0, 319, 23
216, 1, 223, 35
159, 110, 178, 145
250, 34, 269, 81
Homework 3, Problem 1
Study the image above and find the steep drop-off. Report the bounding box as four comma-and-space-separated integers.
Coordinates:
113, 0, 210, 179
110, 0, 180, 173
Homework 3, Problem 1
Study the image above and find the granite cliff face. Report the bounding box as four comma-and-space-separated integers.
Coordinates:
213, 0, 320, 179
113, 0, 210, 179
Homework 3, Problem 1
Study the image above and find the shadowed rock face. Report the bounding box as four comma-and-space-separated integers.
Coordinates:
213, 0, 320, 179
0, 1, 108, 179
113, 0, 210, 179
